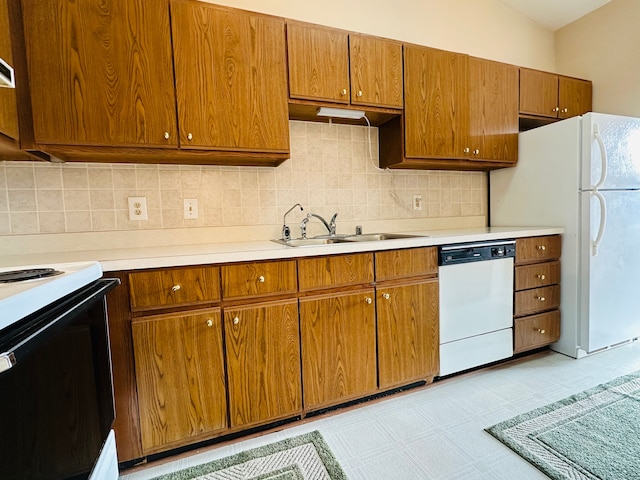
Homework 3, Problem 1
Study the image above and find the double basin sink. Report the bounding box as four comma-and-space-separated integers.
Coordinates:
273, 233, 425, 247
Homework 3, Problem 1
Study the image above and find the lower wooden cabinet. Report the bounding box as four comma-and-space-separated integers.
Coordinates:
300, 289, 377, 410
224, 300, 302, 428
377, 279, 439, 389
514, 311, 561, 354
132, 308, 228, 453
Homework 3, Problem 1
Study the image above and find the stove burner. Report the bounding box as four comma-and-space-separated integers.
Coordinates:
0, 268, 64, 283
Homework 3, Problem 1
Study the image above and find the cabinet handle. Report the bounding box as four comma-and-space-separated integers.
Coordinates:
537, 274, 546, 280
233, 316, 240, 325
258, 275, 265, 283
187, 133, 193, 141
382, 293, 390, 300
536, 328, 546, 334
357, 90, 363, 97
164, 131, 170, 140
365, 297, 373, 304
463, 147, 470, 154
341, 88, 347, 95
537, 245, 546, 251
171, 285, 181, 292
536, 296, 546, 302
206, 319, 213, 327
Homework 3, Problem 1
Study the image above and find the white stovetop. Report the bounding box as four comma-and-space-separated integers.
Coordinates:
0, 261, 103, 331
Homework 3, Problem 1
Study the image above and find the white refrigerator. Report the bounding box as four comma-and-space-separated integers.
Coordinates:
490, 112, 640, 358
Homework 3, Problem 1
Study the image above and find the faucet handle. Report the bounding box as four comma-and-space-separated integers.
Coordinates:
329, 213, 338, 235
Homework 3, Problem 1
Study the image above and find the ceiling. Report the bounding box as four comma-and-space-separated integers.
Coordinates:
499, 0, 612, 31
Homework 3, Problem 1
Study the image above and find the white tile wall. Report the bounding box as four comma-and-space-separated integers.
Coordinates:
0, 121, 487, 236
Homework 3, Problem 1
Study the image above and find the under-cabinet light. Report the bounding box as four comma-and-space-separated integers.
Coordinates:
316, 107, 365, 120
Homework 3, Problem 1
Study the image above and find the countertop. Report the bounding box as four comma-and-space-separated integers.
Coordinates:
0, 226, 564, 272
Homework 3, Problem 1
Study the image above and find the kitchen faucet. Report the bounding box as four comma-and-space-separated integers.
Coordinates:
301, 212, 338, 238
282, 203, 303, 240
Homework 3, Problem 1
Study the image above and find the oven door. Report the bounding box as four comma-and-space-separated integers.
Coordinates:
0, 278, 119, 480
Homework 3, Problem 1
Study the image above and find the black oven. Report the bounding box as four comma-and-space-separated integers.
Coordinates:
0, 278, 119, 480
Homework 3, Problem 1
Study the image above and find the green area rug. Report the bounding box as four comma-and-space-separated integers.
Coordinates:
150, 431, 348, 480
486, 370, 640, 480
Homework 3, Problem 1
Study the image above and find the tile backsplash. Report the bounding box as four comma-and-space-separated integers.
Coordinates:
0, 121, 487, 236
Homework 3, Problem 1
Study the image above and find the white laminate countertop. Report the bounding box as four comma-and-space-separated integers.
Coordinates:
0, 227, 563, 272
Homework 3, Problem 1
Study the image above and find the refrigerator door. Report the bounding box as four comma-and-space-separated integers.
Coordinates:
581, 112, 640, 191
579, 189, 640, 353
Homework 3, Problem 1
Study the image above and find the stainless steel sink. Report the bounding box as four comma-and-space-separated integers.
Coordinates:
341, 233, 425, 242
272, 237, 348, 247
272, 232, 426, 247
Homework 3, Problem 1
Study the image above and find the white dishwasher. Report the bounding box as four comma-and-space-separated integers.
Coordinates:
438, 240, 516, 376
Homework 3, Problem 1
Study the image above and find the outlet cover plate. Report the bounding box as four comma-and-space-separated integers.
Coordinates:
128, 196, 148, 221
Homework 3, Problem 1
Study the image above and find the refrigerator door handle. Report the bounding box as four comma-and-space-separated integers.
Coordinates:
593, 124, 608, 189
591, 191, 607, 256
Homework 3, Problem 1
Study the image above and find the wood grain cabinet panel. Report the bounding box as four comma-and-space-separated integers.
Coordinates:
300, 290, 377, 410
0, 0, 18, 143
298, 253, 374, 292
515, 261, 561, 291
516, 235, 562, 265
132, 308, 227, 453
129, 266, 221, 312
171, 0, 289, 152
374, 247, 437, 281
377, 279, 439, 389
519, 68, 559, 118
21, 0, 178, 147
515, 285, 560, 317
221, 260, 297, 301
514, 311, 561, 353
558, 76, 593, 119
224, 300, 302, 428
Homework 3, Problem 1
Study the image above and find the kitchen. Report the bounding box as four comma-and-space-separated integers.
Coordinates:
1, 0, 640, 479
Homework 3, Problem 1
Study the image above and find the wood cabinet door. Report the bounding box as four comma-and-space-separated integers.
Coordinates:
558, 76, 592, 119
349, 34, 403, 109
21, 0, 178, 147
132, 308, 227, 453
469, 57, 518, 163
0, 0, 18, 141
514, 310, 561, 353
515, 235, 562, 265
224, 300, 302, 428
287, 22, 349, 104
221, 260, 297, 301
300, 290, 377, 410
171, 1, 289, 152
298, 253, 374, 292
375, 247, 438, 281
377, 280, 439, 389
519, 68, 559, 118
404, 45, 469, 159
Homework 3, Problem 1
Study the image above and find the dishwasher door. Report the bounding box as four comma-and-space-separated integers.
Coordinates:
438, 244, 514, 377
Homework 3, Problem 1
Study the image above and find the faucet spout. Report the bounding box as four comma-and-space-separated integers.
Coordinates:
282, 203, 303, 240
306, 212, 338, 236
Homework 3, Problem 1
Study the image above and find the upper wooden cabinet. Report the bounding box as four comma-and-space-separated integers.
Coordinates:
519, 68, 592, 128
286, 21, 403, 111
171, 1, 289, 154
21, 0, 177, 148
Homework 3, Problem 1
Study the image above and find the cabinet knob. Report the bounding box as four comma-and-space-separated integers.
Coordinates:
537, 274, 546, 280
341, 88, 347, 95
562, 108, 568, 113
233, 316, 240, 325
357, 90, 363, 97
171, 285, 181, 292
382, 293, 390, 300
187, 133, 193, 141
537, 245, 546, 251
473, 149, 480, 155
258, 275, 265, 283
536, 296, 546, 302
536, 328, 546, 334
553, 107, 560, 112
206, 319, 213, 327
164, 131, 170, 140
365, 297, 373, 304
463, 147, 470, 154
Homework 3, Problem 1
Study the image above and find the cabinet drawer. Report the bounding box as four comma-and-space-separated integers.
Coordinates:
514, 284, 560, 317
221, 260, 297, 301
298, 253, 374, 292
515, 261, 560, 291
514, 310, 560, 353
129, 266, 221, 311
516, 235, 561, 265
375, 247, 438, 282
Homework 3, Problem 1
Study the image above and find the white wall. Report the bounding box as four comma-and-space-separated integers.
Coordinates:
556, 0, 640, 116
205, 0, 556, 70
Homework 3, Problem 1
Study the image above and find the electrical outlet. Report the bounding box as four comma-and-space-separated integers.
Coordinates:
184, 198, 198, 219
413, 194, 422, 211
128, 196, 148, 221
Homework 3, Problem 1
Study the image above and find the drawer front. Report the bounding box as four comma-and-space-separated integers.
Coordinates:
515, 261, 560, 291
516, 235, 561, 265
375, 247, 438, 281
298, 253, 374, 292
514, 310, 561, 353
129, 266, 221, 311
222, 260, 297, 301
515, 284, 560, 317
